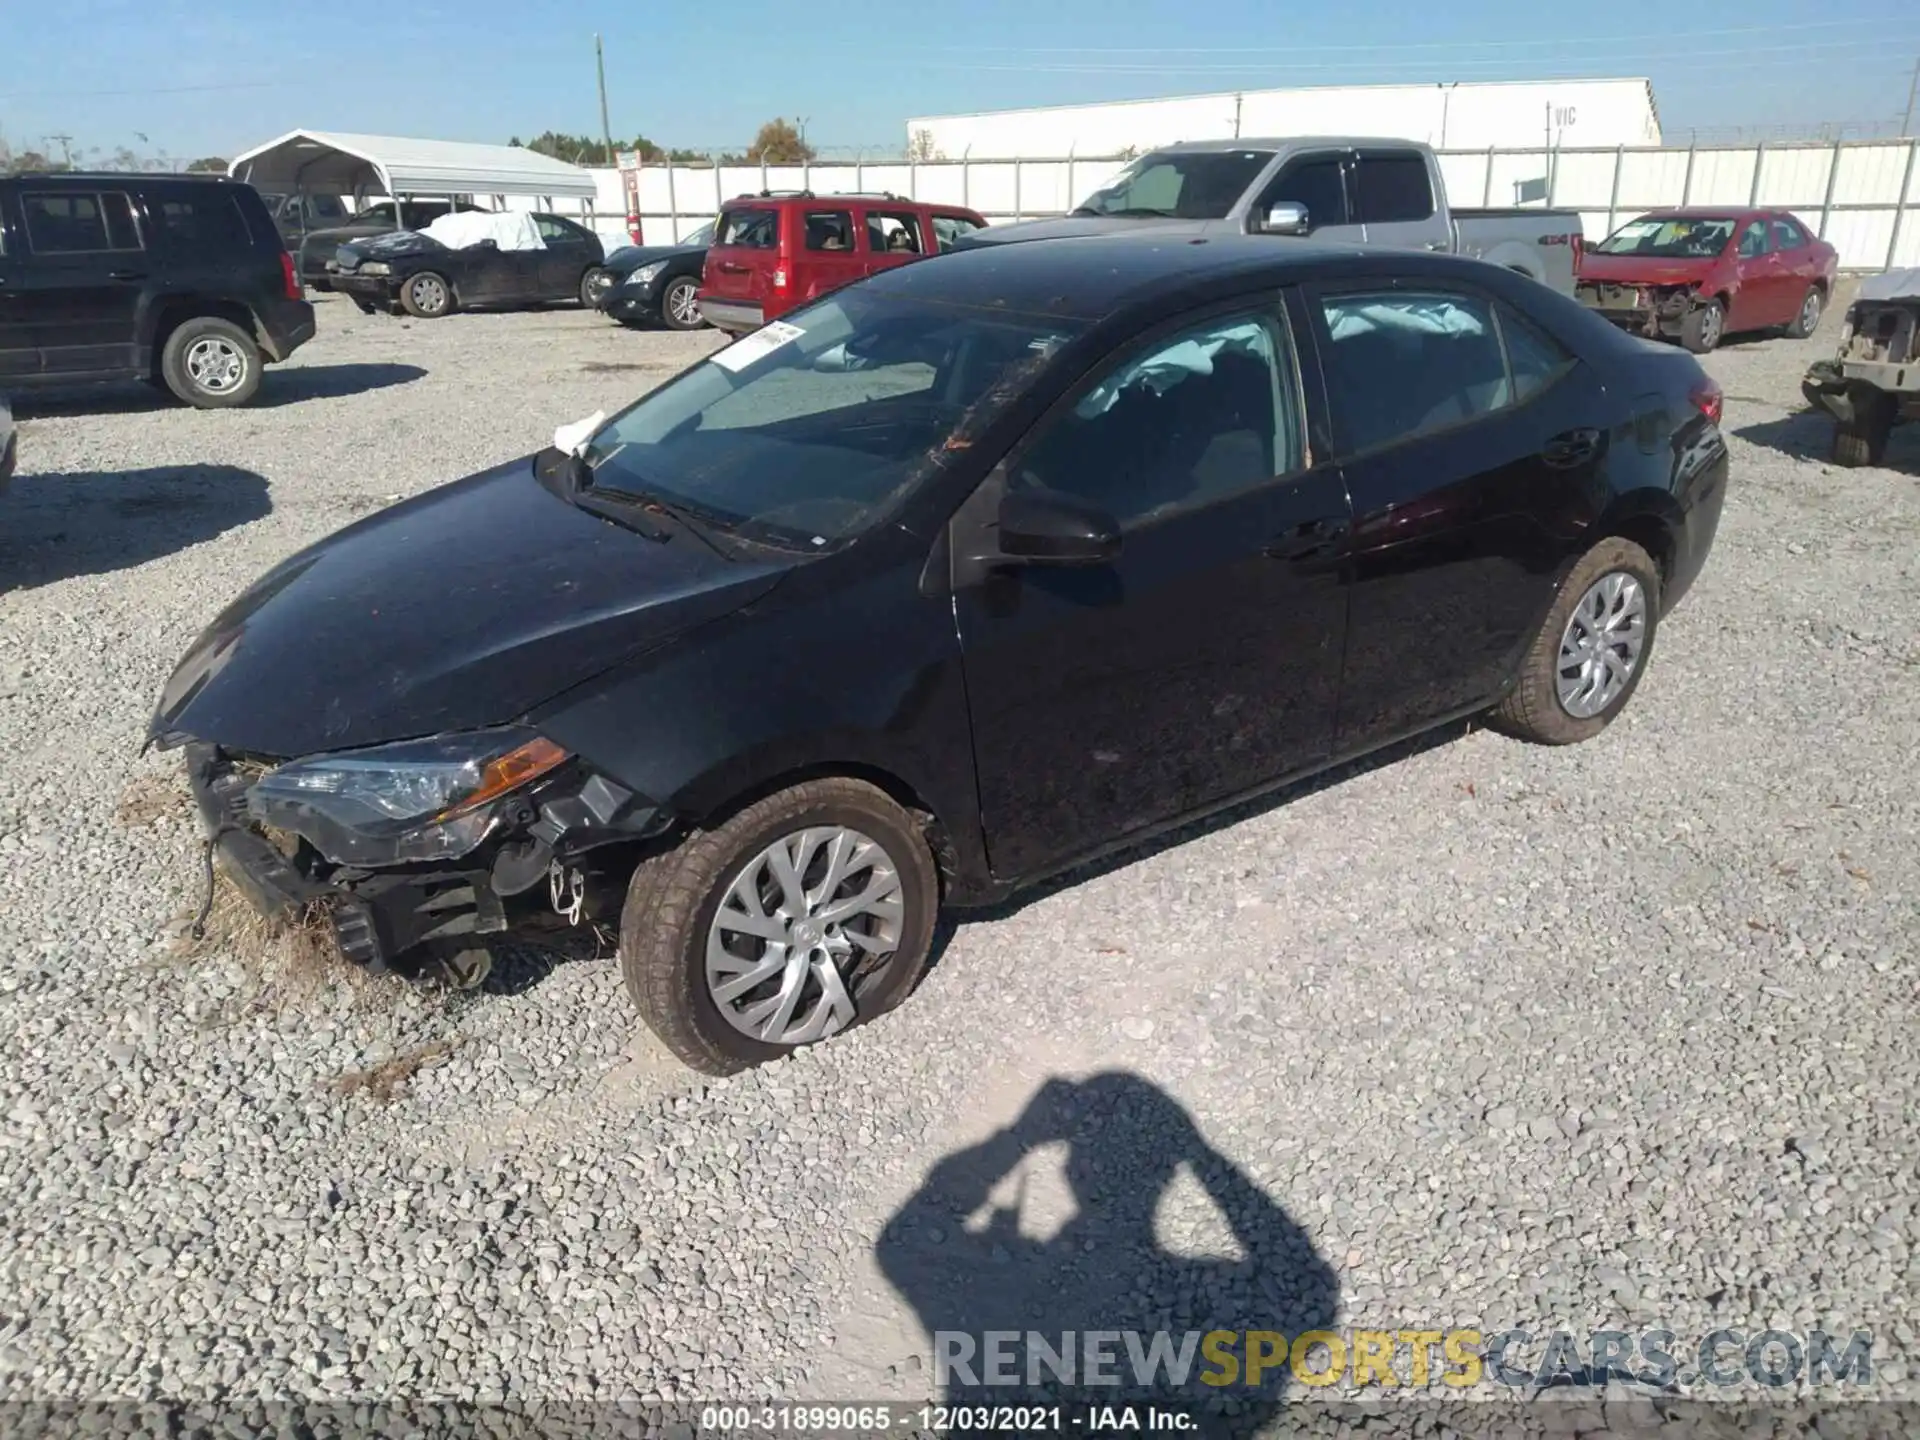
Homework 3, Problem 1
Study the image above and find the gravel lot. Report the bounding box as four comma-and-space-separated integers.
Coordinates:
1, 288, 1915, 1415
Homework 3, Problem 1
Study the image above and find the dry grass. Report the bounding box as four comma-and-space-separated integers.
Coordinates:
169, 874, 393, 1016
115, 772, 190, 828
329, 1039, 462, 1104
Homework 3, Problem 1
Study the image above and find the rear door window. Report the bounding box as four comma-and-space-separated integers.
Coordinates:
146, 190, 252, 253
803, 210, 855, 251
1771, 217, 1809, 250
21, 191, 142, 254
1737, 221, 1771, 258
1353, 152, 1435, 224
1317, 291, 1513, 456
715, 208, 779, 248
865, 212, 925, 255
1256, 157, 1348, 230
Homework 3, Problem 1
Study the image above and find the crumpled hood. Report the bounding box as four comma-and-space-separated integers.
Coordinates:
956, 215, 1214, 247
338, 230, 446, 263
1577, 253, 1716, 287
149, 455, 791, 759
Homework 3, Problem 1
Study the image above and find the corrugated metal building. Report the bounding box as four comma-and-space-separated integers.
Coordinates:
909, 79, 1662, 159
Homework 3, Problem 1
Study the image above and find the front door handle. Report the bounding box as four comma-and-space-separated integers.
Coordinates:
108, 269, 147, 281
1264, 517, 1348, 561
1541, 428, 1602, 469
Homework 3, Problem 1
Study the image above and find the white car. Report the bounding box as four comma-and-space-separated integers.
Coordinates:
0, 398, 13, 497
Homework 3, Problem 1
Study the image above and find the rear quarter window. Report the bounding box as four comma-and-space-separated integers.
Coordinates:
147, 190, 255, 253
715, 208, 779, 248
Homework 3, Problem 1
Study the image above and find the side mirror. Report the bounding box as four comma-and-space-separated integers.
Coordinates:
1256, 201, 1310, 236
998, 489, 1121, 566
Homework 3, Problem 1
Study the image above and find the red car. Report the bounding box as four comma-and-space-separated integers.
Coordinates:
697, 191, 988, 334
1575, 208, 1837, 354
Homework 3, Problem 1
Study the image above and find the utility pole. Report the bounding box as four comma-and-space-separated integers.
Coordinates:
1902, 55, 1919, 138
595, 34, 615, 166
47, 134, 73, 169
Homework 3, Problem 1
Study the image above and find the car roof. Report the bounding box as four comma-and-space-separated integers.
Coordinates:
855, 230, 1500, 322
1153, 136, 1428, 154
1, 171, 239, 185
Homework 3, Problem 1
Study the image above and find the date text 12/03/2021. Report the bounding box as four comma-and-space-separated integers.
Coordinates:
697, 1404, 1197, 1434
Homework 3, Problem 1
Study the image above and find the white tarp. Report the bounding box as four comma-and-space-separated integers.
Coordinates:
423, 210, 545, 252
1858, 269, 1920, 303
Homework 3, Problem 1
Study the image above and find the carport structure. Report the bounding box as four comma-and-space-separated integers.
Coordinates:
228, 130, 600, 214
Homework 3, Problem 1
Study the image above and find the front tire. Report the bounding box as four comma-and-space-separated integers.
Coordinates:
1493, 537, 1661, 745
159, 317, 261, 408
399, 271, 454, 319
659, 275, 703, 331
1681, 298, 1725, 354
580, 267, 613, 308
620, 778, 939, 1074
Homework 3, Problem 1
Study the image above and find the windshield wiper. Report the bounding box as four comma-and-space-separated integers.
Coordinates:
562, 451, 671, 541
1100, 207, 1179, 218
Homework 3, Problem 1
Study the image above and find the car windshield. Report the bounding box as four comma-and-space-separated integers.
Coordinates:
580, 293, 1083, 549
683, 220, 716, 246
1073, 149, 1274, 220
1593, 216, 1736, 258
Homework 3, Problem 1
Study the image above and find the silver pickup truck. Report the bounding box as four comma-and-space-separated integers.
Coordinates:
962, 137, 1584, 294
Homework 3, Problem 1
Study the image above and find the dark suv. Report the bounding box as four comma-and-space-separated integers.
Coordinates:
0, 174, 315, 408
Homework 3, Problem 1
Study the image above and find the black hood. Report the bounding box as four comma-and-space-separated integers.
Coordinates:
149, 455, 792, 759
337, 230, 446, 262
604, 241, 707, 274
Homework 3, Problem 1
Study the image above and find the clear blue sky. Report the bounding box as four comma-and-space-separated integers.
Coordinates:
1, 0, 1915, 162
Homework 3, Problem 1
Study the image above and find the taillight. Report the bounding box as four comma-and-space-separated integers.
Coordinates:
1691, 379, 1723, 426
771, 266, 788, 290
280, 252, 302, 301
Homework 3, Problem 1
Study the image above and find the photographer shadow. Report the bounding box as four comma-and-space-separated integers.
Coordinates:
877, 1072, 1339, 1436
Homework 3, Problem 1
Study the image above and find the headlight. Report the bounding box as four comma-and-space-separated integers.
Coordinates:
247, 728, 569, 866
627, 261, 666, 286
359, 261, 391, 277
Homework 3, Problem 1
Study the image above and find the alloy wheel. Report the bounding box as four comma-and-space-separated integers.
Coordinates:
1555, 571, 1648, 718
704, 826, 904, 1046
667, 279, 700, 327
184, 337, 246, 394
1799, 290, 1822, 333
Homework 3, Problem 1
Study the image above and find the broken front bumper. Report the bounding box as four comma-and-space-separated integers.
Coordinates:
1576, 282, 1696, 336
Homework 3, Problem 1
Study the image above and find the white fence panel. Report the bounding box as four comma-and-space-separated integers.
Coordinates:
1614, 149, 1690, 209
1686, 150, 1760, 206
1436, 151, 1491, 207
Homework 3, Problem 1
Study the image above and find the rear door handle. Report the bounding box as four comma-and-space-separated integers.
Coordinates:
1542, 428, 1602, 468
108, 269, 147, 281
1264, 517, 1348, 561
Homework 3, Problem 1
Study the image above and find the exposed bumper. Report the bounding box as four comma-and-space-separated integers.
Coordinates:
600, 287, 662, 322
1576, 282, 1692, 336
329, 274, 399, 306
184, 743, 333, 922
697, 297, 764, 334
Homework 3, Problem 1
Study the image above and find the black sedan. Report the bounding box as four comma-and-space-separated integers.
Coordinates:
328, 213, 605, 319
148, 235, 1727, 1074
587, 220, 715, 330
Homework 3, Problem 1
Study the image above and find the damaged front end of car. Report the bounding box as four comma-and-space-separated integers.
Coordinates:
1802, 277, 1920, 467
1575, 279, 1704, 338
172, 727, 675, 973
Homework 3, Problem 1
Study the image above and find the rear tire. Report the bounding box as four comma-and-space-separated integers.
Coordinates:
1786, 286, 1824, 339
399, 272, 454, 319
659, 275, 703, 331
1680, 298, 1725, 354
1493, 537, 1662, 745
159, 317, 261, 409
620, 778, 939, 1074
580, 268, 612, 308
1832, 393, 1894, 468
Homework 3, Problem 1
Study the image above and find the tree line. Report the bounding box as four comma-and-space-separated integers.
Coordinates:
510, 118, 817, 167
0, 133, 227, 175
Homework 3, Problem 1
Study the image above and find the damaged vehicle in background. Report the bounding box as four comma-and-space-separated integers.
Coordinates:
1575, 208, 1836, 354
327, 210, 605, 318
296, 198, 486, 291
1802, 267, 1920, 467
586, 219, 715, 330
148, 234, 1726, 1075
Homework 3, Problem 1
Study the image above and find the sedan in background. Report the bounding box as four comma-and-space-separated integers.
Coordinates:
149, 236, 1725, 1075
297, 199, 486, 291
589, 220, 715, 330
1576, 208, 1837, 353
328, 212, 606, 319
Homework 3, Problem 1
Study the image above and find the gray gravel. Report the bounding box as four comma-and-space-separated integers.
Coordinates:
0, 289, 1915, 1414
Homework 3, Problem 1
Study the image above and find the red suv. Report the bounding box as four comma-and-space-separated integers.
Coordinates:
697, 191, 988, 334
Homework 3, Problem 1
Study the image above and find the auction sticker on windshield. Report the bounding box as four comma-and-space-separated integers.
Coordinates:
711, 321, 807, 374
